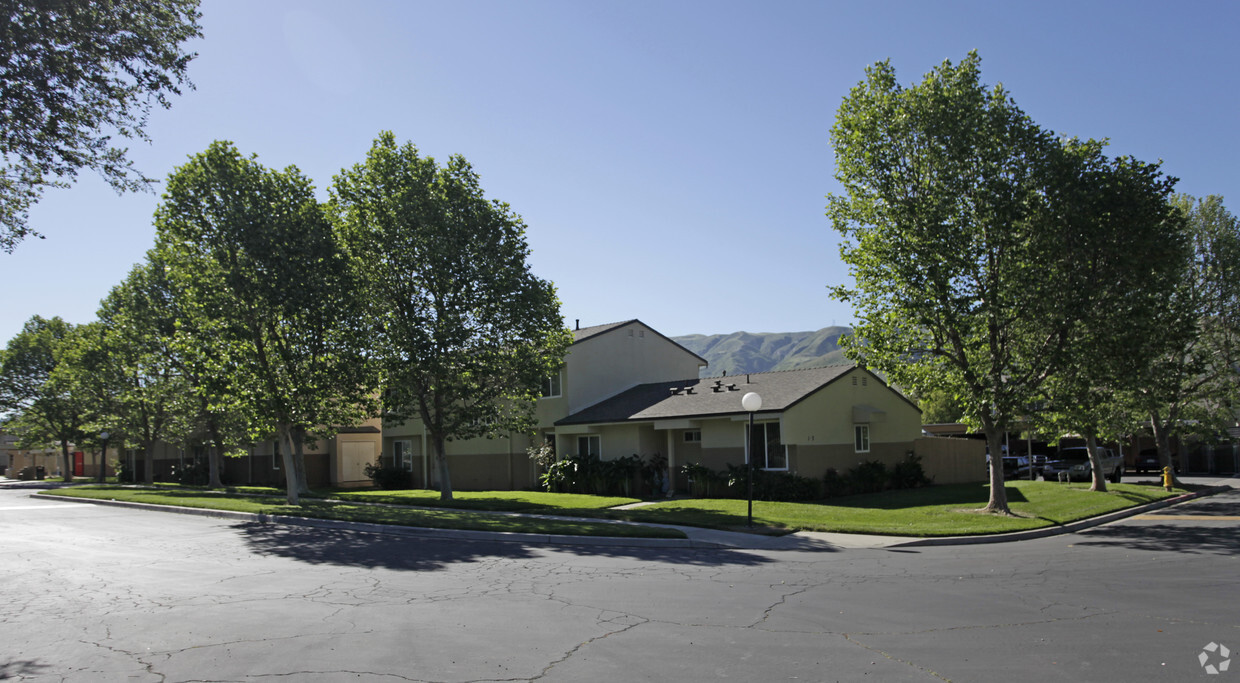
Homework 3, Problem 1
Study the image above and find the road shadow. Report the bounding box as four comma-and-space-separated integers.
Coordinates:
1074, 523, 1240, 556
0, 658, 51, 679
234, 522, 775, 571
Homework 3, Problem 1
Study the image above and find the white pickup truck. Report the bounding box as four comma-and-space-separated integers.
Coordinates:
1042, 446, 1124, 483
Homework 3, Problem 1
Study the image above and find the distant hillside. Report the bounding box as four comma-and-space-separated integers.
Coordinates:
672, 327, 852, 378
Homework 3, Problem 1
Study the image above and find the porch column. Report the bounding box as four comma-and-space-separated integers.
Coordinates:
666, 430, 675, 498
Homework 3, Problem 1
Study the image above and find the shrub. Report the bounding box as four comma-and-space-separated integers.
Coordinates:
847, 460, 888, 494
641, 452, 669, 497
683, 462, 724, 498
364, 461, 414, 490
822, 467, 850, 497
888, 453, 932, 490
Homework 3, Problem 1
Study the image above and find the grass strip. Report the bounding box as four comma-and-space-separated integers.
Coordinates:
40, 486, 684, 539
543, 480, 1188, 536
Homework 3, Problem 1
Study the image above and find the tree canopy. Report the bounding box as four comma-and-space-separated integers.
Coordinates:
154, 140, 378, 503
0, 0, 202, 251
828, 52, 1184, 511
332, 132, 572, 501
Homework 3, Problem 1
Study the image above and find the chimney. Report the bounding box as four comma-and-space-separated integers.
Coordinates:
575, 319, 580, 330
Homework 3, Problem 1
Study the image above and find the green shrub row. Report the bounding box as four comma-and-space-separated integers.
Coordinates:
684, 454, 932, 502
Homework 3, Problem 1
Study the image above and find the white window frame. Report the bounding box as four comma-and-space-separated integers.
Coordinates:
683, 429, 702, 443
577, 435, 601, 457
541, 370, 562, 399
393, 439, 414, 471
747, 422, 788, 471
854, 424, 871, 453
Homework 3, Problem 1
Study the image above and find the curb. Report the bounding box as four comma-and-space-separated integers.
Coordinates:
890, 485, 1232, 547
33, 494, 730, 550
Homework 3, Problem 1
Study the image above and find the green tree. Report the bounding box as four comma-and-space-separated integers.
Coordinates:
0, 316, 88, 480
332, 132, 572, 501
827, 53, 1152, 513
73, 263, 192, 485
1034, 155, 1187, 491
155, 141, 378, 504
1134, 195, 1240, 475
0, 0, 202, 251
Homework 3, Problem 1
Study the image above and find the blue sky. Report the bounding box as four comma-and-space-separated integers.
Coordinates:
3, 0, 1237, 345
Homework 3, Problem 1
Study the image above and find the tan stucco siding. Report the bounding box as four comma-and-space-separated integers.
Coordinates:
793, 442, 913, 477
782, 369, 921, 446
565, 322, 704, 413
535, 394, 567, 430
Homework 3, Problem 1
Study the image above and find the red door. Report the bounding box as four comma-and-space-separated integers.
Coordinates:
73, 451, 85, 477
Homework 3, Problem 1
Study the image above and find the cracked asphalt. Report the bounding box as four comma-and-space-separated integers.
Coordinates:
1, 481, 1237, 682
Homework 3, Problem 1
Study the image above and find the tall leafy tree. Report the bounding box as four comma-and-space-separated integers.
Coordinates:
0, 316, 88, 480
0, 0, 202, 251
70, 262, 192, 485
1134, 195, 1240, 474
332, 132, 572, 501
154, 141, 378, 504
1035, 155, 1187, 491
827, 53, 1159, 512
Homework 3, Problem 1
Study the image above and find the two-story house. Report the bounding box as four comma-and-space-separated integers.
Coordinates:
382, 319, 926, 492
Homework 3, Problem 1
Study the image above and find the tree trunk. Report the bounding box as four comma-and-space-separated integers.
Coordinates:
1085, 432, 1108, 492
1149, 409, 1182, 487
291, 428, 310, 495
60, 438, 73, 483
433, 433, 453, 501
278, 424, 300, 505
982, 423, 1011, 514
143, 440, 155, 485
206, 419, 224, 489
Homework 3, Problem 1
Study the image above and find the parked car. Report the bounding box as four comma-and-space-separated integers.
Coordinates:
1042, 446, 1124, 483
1134, 448, 1180, 474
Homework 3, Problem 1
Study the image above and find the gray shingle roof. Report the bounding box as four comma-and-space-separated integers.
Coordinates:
556, 364, 862, 426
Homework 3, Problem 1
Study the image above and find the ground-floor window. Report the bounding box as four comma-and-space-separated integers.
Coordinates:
577, 435, 600, 457
747, 422, 787, 470
683, 429, 702, 443
272, 440, 281, 470
854, 424, 870, 453
393, 439, 414, 471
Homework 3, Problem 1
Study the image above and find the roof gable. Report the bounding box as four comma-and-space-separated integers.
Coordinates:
570, 319, 707, 366
556, 364, 863, 426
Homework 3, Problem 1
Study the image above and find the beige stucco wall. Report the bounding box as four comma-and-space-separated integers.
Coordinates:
791, 441, 913, 478
564, 321, 705, 414
782, 368, 922, 446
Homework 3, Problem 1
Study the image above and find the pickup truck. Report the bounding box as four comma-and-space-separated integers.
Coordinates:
1042, 446, 1124, 483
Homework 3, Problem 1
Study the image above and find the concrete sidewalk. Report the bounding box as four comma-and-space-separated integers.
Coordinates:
24, 475, 1240, 551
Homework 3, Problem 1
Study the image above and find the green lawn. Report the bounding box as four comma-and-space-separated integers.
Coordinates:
553, 480, 1187, 537
42, 479, 1188, 539
41, 486, 683, 539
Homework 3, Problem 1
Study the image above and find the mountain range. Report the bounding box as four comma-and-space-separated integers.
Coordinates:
671, 327, 852, 378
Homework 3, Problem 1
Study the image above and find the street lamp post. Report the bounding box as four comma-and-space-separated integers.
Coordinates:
98, 432, 109, 484
741, 391, 762, 528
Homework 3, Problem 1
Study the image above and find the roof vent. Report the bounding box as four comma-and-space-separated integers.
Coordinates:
669, 387, 683, 395
727, 384, 738, 391
712, 385, 723, 393
685, 387, 696, 395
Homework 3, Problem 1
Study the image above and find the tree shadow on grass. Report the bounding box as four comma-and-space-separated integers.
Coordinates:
825, 484, 1030, 511
234, 521, 776, 572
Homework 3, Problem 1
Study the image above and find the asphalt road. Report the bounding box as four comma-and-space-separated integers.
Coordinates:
1, 481, 1237, 682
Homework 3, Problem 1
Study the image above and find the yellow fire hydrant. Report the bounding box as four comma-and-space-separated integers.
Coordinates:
1162, 465, 1174, 492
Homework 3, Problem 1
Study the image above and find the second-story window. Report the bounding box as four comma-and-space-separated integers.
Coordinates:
542, 370, 562, 398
